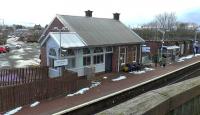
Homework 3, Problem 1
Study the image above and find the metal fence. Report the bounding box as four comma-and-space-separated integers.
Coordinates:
0, 67, 90, 113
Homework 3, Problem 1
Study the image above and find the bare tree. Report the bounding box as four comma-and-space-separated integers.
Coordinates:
154, 12, 177, 31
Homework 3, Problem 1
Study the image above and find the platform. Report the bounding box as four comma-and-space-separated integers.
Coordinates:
11, 55, 200, 115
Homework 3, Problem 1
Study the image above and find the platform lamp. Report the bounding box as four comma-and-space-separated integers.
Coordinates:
53, 27, 69, 76
158, 29, 165, 62
194, 26, 200, 55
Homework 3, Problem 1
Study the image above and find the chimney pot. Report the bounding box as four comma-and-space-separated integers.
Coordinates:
85, 10, 93, 17
113, 13, 120, 20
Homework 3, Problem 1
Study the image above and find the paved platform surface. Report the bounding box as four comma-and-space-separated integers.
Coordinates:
9, 56, 200, 115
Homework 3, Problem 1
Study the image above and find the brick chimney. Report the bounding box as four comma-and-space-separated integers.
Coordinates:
85, 10, 93, 17
113, 13, 120, 20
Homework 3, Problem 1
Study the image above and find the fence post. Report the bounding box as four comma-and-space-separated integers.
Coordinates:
0, 87, 2, 112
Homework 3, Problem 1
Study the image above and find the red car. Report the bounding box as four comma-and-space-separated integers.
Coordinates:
0, 46, 7, 53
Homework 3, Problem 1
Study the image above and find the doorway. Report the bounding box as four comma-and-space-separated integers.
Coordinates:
105, 53, 112, 72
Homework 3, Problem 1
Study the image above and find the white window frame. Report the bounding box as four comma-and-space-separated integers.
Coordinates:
48, 48, 57, 68
93, 47, 104, 64
132, 46, 137, 62
106, 46, 113, 53
119, 47, 126, 64
83, 48, 92, 66
93, 54, 104, 64
83, 56, 91, 66
187, 44, 190, 50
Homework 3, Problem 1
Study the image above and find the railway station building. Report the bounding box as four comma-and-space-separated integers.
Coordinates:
39, 10, 145, 77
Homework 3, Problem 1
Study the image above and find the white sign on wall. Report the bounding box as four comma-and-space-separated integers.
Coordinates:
54, 59, 68, 67
142, 47, 150, 52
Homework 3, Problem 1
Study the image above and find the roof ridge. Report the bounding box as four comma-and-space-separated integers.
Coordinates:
58, 14, 118, 21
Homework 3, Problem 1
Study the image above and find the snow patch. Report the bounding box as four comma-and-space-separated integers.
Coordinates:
131, 71, 146, 74
112, 76, 126, 81
177, 55, 194, 62
15, 59, 40, 68
30, 101, 40, 107
177, 59, 184, 62
4, 106, 22, 115
67, 81, 101, 97
90, 81, 101, 88
24, 47, 32, 50
195, 54, 200, 57
11, 48, 25, 53
103, 76, 107, 79
0, 61, 10, 67
144, 67, 155, 71
9, 55, 23, 59
67, 88, 90, 97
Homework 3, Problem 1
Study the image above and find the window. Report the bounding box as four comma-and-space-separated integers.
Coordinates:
83, 56, 91, 66
83, 48, 90, 54
187, 44, 190, 50
65, 58, 75, 69
49, 48, 57, 56
132, 46, 137, 61
120, 47, 126, 64
61, 49, 75, 57
93, 47, 104, 64
66, 49, 75, 56
93, 55, 104, 64
106, 47, 113, 52
94, 47, 103, 53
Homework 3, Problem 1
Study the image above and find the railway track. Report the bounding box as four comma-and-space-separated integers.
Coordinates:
53, 61, 200, 115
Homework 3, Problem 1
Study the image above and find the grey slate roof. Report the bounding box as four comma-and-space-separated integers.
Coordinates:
57, 15, 144, 46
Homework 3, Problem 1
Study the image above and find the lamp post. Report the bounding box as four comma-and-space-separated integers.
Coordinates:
158, 29, 165, 61
0, 18, 4, 29
194, 26, 200, 55
53, 27, 67, 76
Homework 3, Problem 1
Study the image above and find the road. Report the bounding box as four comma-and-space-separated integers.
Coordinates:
0, 38, 40, 69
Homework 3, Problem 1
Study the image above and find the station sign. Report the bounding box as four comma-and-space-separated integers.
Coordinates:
54, 59, 68, 67
142, 47, 150, 52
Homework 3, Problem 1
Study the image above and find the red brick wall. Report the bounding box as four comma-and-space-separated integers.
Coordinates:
44, 17, 65, 37
40, 46, 47, 66
112, 44, 140, 72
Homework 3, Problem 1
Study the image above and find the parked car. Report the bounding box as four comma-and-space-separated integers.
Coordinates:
0, 46, 7, 53
15, 44, 22, 49
5, 46, 10, 52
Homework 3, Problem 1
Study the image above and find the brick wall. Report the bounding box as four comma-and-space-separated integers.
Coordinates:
40, 46, 47, 66
44, 17, 65, 37
112, 44, 140, 72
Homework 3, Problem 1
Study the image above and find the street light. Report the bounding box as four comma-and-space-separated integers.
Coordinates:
0, 18, 4, 29
194, 26, 200, 55
53, 27, 69, 76
158, 29, 165, 61
194, 26, 200, 42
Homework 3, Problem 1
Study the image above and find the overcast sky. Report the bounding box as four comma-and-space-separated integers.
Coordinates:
0, 0, 200, 27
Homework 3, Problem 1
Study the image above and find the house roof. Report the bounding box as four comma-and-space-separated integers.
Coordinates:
55, 15, 144, 46
42, 32, 87, 48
